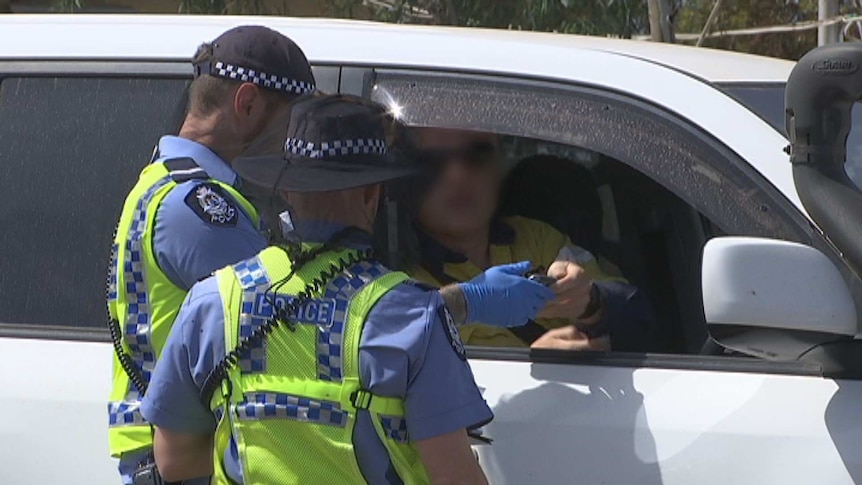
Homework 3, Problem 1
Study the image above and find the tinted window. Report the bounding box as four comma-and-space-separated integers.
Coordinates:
722, 84, 862, 188
0, 77, 187, 327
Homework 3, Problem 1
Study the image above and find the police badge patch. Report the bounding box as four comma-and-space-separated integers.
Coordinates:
437, 305, 466, 361
184, 183, 238, 226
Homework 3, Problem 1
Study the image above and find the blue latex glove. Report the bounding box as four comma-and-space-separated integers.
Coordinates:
459, 261, 555, 328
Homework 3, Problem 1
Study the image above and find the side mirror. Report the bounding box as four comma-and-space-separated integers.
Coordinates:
702, 237, 857, 359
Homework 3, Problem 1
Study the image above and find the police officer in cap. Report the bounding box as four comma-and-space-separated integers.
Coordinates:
140, 94, 556, 484
107, 25, 315, 484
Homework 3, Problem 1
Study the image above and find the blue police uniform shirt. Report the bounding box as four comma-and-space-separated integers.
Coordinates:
141, 221, 493, 484
153, 135, 267, 291
118, 136, 267, 484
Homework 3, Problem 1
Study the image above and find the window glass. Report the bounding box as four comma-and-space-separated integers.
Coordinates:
722, 84, 862, 189
0, 77, 188, 327
370, 70, 836, 354
373, 71, 806, 242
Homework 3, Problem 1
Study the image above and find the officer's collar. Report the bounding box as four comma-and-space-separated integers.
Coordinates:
415, 218, 515, 281
155, 135, 239, 187
295, 219, 373, 248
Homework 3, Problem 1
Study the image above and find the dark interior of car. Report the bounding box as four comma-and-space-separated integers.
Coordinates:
375, 135, 715, 355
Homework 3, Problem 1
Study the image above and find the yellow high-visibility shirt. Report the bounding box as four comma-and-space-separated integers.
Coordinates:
410, 216, 624, 348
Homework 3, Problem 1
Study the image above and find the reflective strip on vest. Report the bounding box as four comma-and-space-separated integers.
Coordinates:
107, 158, 260, 459
108, 401, 146, 427
122, 176, 172, 395
379, 415, 410, 443
234, 392, 349, 427
318, 261, 388, 382
234, 256, 271, 374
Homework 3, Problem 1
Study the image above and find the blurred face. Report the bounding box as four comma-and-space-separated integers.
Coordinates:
414, 128, 500, 237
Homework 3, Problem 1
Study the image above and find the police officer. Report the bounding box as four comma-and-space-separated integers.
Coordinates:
139, 94, 556, 484
107, 26, 315, 484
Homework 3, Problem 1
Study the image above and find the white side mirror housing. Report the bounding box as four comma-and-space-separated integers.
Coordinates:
703, 237, 857, 357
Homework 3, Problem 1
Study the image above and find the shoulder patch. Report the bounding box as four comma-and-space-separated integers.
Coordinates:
437, 305, 466, 361
184, 183, 238, 227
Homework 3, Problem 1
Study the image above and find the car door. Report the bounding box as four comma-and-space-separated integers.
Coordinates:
0, 60, 339, 485
362, 67, 862, 484
0, 61, 191, 485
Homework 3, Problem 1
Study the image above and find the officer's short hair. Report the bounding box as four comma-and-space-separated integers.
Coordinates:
188, 43, 298, 116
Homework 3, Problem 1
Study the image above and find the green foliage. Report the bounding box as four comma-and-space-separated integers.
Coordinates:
675, 0, 862, 60
328, 0, 860, 60
178, 0, 286, 15
329, 0, 651, 38
675, 0, 819, 59
51, 0, 84, 12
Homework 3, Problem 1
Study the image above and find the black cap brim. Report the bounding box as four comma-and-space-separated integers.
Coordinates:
234, 153, 421, 193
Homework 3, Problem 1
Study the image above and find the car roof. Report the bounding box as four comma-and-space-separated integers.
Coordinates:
0, 14, 802, 214
0, 14, 793, 83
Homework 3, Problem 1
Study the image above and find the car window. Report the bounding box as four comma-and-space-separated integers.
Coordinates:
368, 69, 844, 355
0, 76, 188, 328
721, 83, 862, 189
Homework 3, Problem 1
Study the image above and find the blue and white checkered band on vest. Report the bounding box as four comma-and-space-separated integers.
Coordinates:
284, 138, 389, 159
211, 61, 315, 95
231, 255, 390, 381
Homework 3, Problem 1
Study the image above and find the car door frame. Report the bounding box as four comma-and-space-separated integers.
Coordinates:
0, 59, 341, 342
358, 65, 862, 380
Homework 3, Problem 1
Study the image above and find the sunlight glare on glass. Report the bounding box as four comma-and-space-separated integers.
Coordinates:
389, 102, 404, 120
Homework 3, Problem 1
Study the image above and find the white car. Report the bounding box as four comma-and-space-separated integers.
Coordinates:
1, 15, 861, 485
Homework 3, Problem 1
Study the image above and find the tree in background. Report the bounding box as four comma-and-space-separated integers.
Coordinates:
44, 0, 862, 59
50, 0, 83, 11
330, 0, 862, 59
178, 0, 288, 14
327, 0, 650, 38
674, 0, 850, 60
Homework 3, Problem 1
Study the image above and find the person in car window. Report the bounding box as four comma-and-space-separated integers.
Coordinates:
409, 127, 657, 352
106, 26, 316, 485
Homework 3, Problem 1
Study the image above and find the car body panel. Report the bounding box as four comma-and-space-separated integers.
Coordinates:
471, 359, 861, 484
0, 338, 117, 484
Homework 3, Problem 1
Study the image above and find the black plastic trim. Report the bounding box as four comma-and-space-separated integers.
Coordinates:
716, 81, 788, 135
0, 60, 191, 76
0, 323, 110, 343
466, 346, 825, 377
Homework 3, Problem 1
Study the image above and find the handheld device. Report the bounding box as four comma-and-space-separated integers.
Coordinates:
132, 464, 165, 485
528, 274, 557, 287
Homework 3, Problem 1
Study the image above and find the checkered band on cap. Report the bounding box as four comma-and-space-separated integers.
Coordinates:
284, 138, 389, 159
212, 61, 314, 95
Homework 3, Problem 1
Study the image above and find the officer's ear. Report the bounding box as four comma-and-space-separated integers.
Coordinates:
233, 83, 266, 123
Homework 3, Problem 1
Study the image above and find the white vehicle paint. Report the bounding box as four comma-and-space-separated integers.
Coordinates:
1, 15, 860, 485
471, 360, 858, 484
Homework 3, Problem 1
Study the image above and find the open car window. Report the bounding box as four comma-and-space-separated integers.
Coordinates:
364, 68, 857, 357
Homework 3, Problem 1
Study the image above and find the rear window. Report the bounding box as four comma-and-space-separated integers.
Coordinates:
722, 83, 862, 188
0, 76, 187, 327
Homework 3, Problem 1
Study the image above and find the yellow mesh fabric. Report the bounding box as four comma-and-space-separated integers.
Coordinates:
213, 246, 429, 484
342, 273, 429, 485
109, 162, 260, 457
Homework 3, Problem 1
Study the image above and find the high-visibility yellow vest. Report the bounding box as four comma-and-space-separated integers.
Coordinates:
107, 157, 259, 458
210, 246, 429, 484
